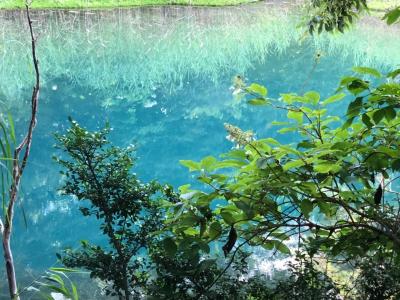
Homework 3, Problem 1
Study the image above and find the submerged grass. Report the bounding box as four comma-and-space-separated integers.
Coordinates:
0, 0, 258, 9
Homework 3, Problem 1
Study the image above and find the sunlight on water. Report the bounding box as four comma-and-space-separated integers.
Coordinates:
0, 3, 399, 298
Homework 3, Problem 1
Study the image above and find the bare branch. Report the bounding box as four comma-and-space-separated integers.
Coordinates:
2, 4, 40, 300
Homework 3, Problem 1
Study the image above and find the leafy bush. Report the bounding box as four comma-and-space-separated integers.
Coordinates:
166, 66, 400, 298
354, 253, 400, 300
147, 246, 250, 299
54, 119, 165, 299
274, 252, 341, 300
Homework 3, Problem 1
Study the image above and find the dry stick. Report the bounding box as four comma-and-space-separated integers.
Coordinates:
2, 5, 39, 300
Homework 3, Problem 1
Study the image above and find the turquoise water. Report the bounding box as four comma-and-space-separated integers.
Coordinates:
1, 3, 400, 298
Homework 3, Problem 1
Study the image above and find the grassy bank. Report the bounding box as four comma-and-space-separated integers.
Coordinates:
0, 0, 259, 9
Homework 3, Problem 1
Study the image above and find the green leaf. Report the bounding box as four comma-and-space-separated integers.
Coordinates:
7, 114, 16, 143
248, 98, 268, 106
347, 79, 369, 95
280, 93, 297, 104
393, 159, 400, 171
49, 267, 80, 273
321, 93, 346, 106
180, 160, 200, 172
71, 282, 79, 300
262, 240, 290, 254
314, 163, 341, 174
304, 91, 320, 105
384, 7, 400, 25
352, 66, 381, 78
220, 210, 237, 225
246, 83, 268, 97
346, 97, 363, 117
384, 106, 396, 121
215, 160, 246, 170
275, 241, 291, 254
200, 156, 217, 172
361, 113, 373, 128
283, 160, 305, 171
300, 199, 314, 219
256, 157, 270, 170
180, 214, 199, 226
388, 69, 400, 79
287, 110, 303, 123
163, 237, 177, 257
373, 109, 386, 124
208, 222, 222, 240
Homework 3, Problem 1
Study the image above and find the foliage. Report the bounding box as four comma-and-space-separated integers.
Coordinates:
353, 252, 400, 300
54, 119, 165, 299
168, 65, 400, 284
273, 252, 341, 300
0, 114, 16, 221
307, 0, 400, 33
147, 245, 249, 299
35, 267, 80, 300
307, 0, 368, 33
384, 6, 400, 25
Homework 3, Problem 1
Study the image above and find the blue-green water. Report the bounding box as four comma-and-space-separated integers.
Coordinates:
1, 3, 400, 298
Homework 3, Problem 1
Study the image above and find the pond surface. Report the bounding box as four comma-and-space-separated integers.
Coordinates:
0, 2, 400, 298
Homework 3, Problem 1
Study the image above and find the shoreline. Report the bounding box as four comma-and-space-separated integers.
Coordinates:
0, 0, 264, 10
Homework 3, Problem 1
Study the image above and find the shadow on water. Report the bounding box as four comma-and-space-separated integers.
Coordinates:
0, 2, 399, 298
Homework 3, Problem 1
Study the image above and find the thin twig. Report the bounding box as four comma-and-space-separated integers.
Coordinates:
1, 4, 40, 300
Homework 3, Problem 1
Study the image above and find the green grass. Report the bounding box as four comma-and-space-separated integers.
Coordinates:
0, 0, 258, 9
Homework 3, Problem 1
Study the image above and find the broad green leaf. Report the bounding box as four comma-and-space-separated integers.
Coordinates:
283, 159, 305, 171
304, 91, 320, 105
280, 93, 297, 104
200, 156, 217, 172
373, 109, 386, 124
347, 79, 369, 95
361, 113, 373, 128
384, 106, 396, 121
300, 199, 313, 218
321, 93, 346, 106
287, 110, 303, 124
384, 7, 400, 25
183, 228, 198, 236
256, 157, 270, 170
313, 163, 341, 174
346, 97, 363, 117
352, 66, 381, 78
163, 237, 177, 257
262, 240, 290, 254
180, 160, 200, 172
247, 83, 268, 97
220, 210, 237, 225
248, 98, 268, 106
208, 222, 222, 240
180, 214, 199, 226
278, 127, 297, 133
275, 241, 291, 254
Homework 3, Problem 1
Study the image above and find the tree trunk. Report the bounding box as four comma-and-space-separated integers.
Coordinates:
123, 265, 130, 300
3, 230, 19, 300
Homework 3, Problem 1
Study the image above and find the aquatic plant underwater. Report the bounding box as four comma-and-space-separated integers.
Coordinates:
1, 0, 400, 299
